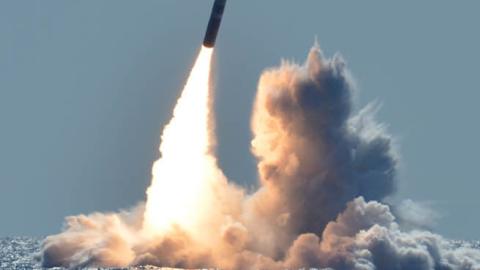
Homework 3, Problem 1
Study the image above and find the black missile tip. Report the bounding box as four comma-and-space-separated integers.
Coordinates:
203, 0, 227, 48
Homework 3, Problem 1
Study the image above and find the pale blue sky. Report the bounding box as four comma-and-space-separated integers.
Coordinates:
1, 0, 479, 239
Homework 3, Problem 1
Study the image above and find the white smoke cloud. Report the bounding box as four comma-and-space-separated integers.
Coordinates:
40, 44, 480, 270
284, 197, 480, 269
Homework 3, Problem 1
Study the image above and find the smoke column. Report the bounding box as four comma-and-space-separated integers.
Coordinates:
40, 44, 480, 270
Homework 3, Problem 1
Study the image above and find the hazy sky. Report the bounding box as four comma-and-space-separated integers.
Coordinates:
1, 0, 479, 239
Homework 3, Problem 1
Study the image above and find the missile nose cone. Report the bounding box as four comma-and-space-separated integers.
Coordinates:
203, 0, 227, 48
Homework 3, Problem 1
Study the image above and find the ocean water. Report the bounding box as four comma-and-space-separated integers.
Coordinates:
0, 237, 41, 269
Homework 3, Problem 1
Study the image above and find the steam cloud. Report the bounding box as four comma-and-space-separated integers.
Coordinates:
40, 45, 480, 270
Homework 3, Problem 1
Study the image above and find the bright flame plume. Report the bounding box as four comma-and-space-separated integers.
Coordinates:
143, 47, 215, 235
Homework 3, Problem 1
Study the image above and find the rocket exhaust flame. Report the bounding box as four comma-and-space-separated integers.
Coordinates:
143, 47, 215, 235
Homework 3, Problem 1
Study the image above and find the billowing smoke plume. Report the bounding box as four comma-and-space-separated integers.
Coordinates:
243, 47, 396, 259
40, 45, 480, 270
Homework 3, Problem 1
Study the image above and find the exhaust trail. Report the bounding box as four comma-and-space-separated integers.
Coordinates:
143, 47, 215, 234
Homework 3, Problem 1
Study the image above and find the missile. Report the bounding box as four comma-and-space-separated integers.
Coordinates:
203, 0, 227, 48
